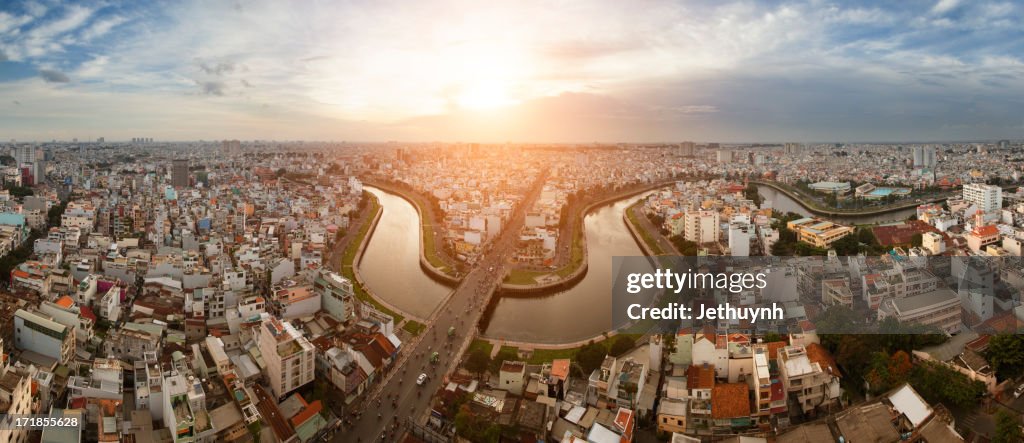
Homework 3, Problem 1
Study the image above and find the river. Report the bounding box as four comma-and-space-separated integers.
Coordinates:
756, 185, 916, 224
361, 187, 451, 319
483, 193, 658, 344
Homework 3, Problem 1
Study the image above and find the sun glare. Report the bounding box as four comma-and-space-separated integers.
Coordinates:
456, 80, 518, 110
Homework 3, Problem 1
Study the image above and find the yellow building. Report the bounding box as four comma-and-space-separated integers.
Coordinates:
787, 217, 854, 248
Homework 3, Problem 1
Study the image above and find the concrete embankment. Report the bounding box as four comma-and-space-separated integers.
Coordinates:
361, 179, 461, 287
497, 179, 673, 296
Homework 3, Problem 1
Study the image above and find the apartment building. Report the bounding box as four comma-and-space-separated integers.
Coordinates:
877, 288, 962, 334
778, 345, 842, 415
963, 183, 1002, 213
14, 309, 75, 365
685, 210, 720, 244
257, 316, 315, 400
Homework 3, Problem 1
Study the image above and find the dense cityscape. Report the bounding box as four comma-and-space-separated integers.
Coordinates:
0, 139, 1018, 443
3, 0, 1024, 442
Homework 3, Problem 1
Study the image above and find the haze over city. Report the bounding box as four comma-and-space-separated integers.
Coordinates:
1, 0, 1023, 142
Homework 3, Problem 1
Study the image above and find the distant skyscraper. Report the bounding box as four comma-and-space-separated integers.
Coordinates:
678, 141, 696, 157
171, 159, 190, 188
716, 149, 732, 163
784, 143, 803, 155
913, 146, 936, 168
222, 139, 241, 154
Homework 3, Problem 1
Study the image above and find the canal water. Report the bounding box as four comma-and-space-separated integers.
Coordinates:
756, 185, 916, 225
361, 187, 451, 319
483, 193, 658, 344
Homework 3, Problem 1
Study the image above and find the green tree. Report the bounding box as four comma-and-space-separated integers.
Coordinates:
994, 409, 1024, 443
576, 343, 608, 376
465, 348, 490, 377
610, 336, 635, 357
986, 335, 1024, 381
489, 347, 519, 373
910, 233, 923, 247
908, 361, 986, 409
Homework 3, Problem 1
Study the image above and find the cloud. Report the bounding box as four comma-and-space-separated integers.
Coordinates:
80, 15, 127, 41
12, 100, 20, 105
198, 80, 226, 96
38, 69, 69, 83
931, 0, 960, 15
0, 49, 7, 62
197, 59, 235, 76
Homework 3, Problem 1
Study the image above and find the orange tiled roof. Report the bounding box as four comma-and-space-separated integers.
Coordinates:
55, 295, 75, 308
711, 383, 750, 419
686, 364, 715, 390
805, 343, 841, 378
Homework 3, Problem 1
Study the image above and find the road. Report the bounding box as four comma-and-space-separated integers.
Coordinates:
338, 169, 549, 443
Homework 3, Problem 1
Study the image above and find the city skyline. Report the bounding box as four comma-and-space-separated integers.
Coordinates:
1, 0, 1023, 142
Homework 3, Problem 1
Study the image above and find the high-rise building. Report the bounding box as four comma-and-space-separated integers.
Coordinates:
685, 210, 720, 244
171, 159, 189, 188
716, 150, 732, 163
784, 143, 803, 155
222, 139, 241, 154
963, 183, 1002, 213
257, 316, 315, 400
913, 146, 936, 168
678, 141, 696, 157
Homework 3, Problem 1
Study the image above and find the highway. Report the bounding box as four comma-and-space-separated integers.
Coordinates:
339, 169, 548, 443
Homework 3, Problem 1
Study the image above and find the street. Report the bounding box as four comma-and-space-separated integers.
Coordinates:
338, 169, 548, 442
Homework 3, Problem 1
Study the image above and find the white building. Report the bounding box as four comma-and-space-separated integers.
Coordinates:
963, 183, 1002, 214
257, 316, 315, 400
685, 210, 720, 245
14, 309, 75, 365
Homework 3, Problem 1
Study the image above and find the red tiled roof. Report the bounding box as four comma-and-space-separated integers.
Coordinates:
711, 383, 751, 419
80, 306, 97, 322
806, 343, 841, 378
290, 400, 323, 427
686, 365, 715, 390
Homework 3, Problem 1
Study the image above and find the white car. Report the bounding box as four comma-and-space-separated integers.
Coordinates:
417, 373, 428, 386
1015, 383, 1024, 398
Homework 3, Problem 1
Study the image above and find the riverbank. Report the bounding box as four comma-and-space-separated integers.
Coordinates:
340, 191, 426, 328
360, 179, 461, 286
499, 179, 676, 295
750, 179, 948, 217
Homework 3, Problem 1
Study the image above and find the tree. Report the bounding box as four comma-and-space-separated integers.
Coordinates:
610, 336, 635, 357
465, 348, 490, 377
576, 343, 608, 376
994, 409, 1024, 443
489, 347, 519, 373
910, 232, 923, 247
908, 361, 986, 409
986, 334, 1024, 381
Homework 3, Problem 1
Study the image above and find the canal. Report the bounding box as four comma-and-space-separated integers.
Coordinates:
756, 185, 916, 225
361, 187, 451, 319
483, 193, 658, 344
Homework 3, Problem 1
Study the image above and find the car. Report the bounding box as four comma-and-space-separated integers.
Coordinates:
1015, 383, 1024, 398
417, 373, 428, 386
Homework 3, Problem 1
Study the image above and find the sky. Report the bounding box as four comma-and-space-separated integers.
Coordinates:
0, 0, 1022, 143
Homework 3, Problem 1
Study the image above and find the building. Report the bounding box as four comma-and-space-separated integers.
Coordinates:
787, 218, 854, 249
963, 183, 1002, 213
877, 288, 962, 334
807, 182, 851, 194
778, 344, 842, 416
14, 309, 75, 365
171, 159, 190, 188
0, 368, 33, 443
315, 269, 354, 322
498, 360, 527, 396
685, 210, 720, 245
257, 316, 315, 400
